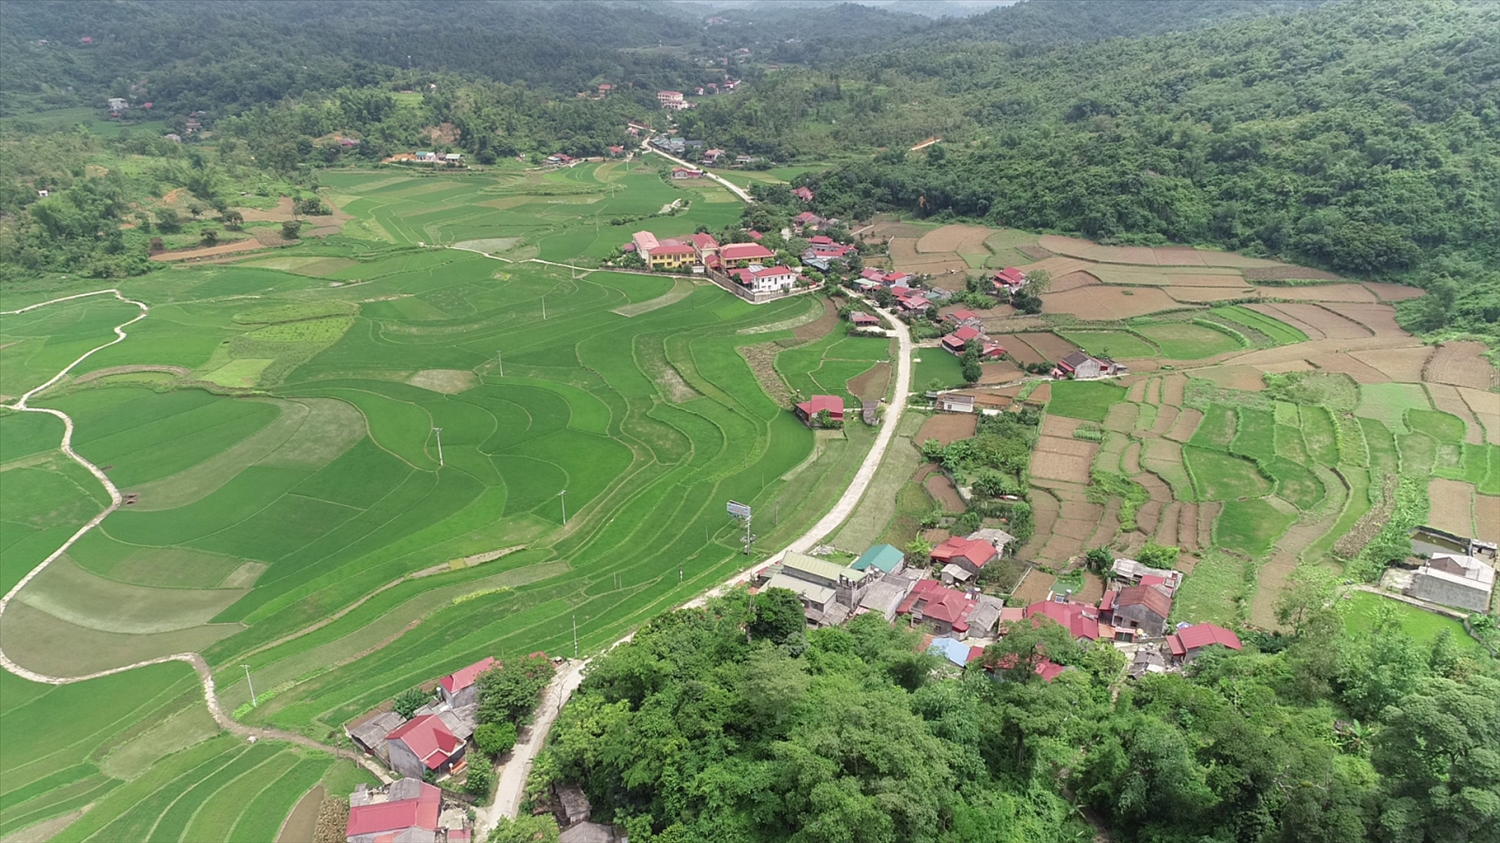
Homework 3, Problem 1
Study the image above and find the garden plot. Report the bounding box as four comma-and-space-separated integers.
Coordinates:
1359, 281, 1426, 302
1426, 478, 1477, 538
1348, 347, 1433, 384
1260, 303, 1372, 339
1305, 352, 1390, 384
1030, 437, 1097, 484
1425, 383, 1488, 446
1475, 495, 1500, 544
917, 412, 977, 446
1456, 387, 1500, 446
1337, 302, 1409, 338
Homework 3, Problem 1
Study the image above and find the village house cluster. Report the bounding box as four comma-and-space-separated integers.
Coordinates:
623, 229, 818, 301
750, 541, 1242, 683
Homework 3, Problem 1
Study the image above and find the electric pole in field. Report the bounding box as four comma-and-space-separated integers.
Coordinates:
559, 488, 567, 525
496, 350, 503, 377
572, 613, 579, 657
241, 664, 257, 707
432, 427, 444, 467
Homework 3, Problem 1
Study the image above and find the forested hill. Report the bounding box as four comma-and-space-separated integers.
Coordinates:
0, 0, 709, 116
686, 0, 1499, 340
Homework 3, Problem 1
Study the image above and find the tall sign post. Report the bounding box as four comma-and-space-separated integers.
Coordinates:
727, 501, 755, 555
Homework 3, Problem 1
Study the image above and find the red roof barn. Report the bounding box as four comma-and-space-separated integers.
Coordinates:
437, 656, 494, 707
794, 395, 844, 425
897, 579, 976, 636
1167, 624, 1242, 662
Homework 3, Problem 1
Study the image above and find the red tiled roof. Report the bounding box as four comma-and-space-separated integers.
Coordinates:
1115, 584, 1173, 620
942, 335, 967, 351
651, 243, 697, 256
691, 233, 719, 250
751, 265, 795, 278
1173, 623, 1242, 652
796, 395, 843, 416
1023, 600, 1100, 641
1139, 574, 1168, 589
346, 782, 441, 837
438, 657, 495, 694
953, 326, 981, 342
988, 652, 1067, 682
809, 235, 835, 245
1099, 591, 1115, 611
932, 536, 997, 567
386, 715, 462, 770
747, 230, 764, 240
902, 296, 931, 310
851, 313, 879, 324
720, 243, 775, 261
896, 579, 975, 632
994, 267, 1025, 284
793, 186, 814, 201
945, 309, 977, 322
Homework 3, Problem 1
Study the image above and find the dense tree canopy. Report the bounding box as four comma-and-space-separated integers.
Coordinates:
535, 587, 1500, 843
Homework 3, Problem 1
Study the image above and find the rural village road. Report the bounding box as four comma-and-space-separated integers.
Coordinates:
640, 141, 757, 203
480, 309, 913, 832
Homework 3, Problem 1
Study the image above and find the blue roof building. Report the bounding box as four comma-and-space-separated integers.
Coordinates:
928, 636, 974, 667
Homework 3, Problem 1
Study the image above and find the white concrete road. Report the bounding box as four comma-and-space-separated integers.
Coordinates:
640, 141, 756, 204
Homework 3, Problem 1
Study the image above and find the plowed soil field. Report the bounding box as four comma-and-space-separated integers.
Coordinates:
1044, 287, 1179, 320
1425, 342, 1500, 390
1264, 304, 1372, 338
917, 412, 977, 446
1360, 281, 1426, 301
1350, 347, 1433, 383
1426, 479, 1476, 538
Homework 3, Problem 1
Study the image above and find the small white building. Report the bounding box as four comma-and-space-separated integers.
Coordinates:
107, 97, 128, 111
1407, 553, 1495, 613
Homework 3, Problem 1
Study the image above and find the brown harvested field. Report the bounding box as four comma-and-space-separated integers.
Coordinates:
917, 412, 977, 446
897, 257, 972, 277
1166, 287, 1258, 304
1337, 303, 1409, 337
1425, 383, 1487, 445
150, 238, 270, 261
917, 224, 994, 254
1104, 402, 1139, 433
1475, 495, 1500, 544
1020, 255, 1095, 277
1197, 501, 1222, 549
1042, 532, 1087, 564
1041, 414, 1083, 438
1019, 332, 1081, 363
1012, 570, 1057, 603
1162, 374, 1186, 406
888, 237, 922, 263
1037, 235, 1104, 258
1426, 479, 1476, 538
1150, 404, 1181, 437
1361, 281, 1426, 302
1154, 501, 1182, 546
1256, 359, 1316, 375
1124, 377, 1148, 402
237, 196, 296, 222
1158, 273, 1256, 288
1425, 342, 1500, 391
1195, 365, 1268, 391
991, 334, 1045, 366
1177, 503, 1200, 553
1026, 381, 1052, 406
1144, 376, 1162, 406
1242, 265, 1343, 282
1045, 286, 1180, 320
1246, 304, 1327, 339
1166, 408, 1202, 442
1307, 352, 1390, 384
924, 473, 966, 513
1036, 434, 1098, 459
847, 361, 891, 401
793, 297, 841, 342
1262, 283, 1379, 303
1457, 387, 1500, 446
1193, 252, 1284, 269
1031, 448, 1096, 484
1017, 244, 1052, 261
1153, 247, 1208, 267
1052, 271, 1101, 292
869, 219, 932, 239
1265, 304, 1373, 339
1120, 439, 1143, 475
1055, 505, 1104, 538
1077, 572, 1106, 604
978, 359, 1024, 384
1349, 347, 1433, 384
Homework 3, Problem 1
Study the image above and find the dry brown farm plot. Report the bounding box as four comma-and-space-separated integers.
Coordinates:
1426, 479, 1476, 538
1264, 283, 1379, 303
792, 297, 841, 342
1124, 377, 1148, 403
1041, 414, 1083, 438
1042, 531, 1087, 564
1246, 304, 1327, 339
1360, 281, 1426, 302
888, 237, 922, 263
1197, 501, 1222, 549
1144, 376, 1162, 406
1150, 405, 1180, 437
237, 196, 296, 222
1242, 265, 1343, 282
993, 335, 1046, 366
1044, 286, 1180, 320
1337, 303, 1409, 338
925, 473, 966, 512
1474, 496, 1500, 544
1167, 408, 1202, 442
1037, 434, 1098, 459
1195, 365, 1268, 391
1037, 235, 1104, 258
1156, 273, 1256, 288
917, 412, 978, 446
1021, 332, 1082, 363
1017, 244, 1052, 261
1153, 247, 1208, 267
1020, 256, 1095, 277
1165, 287, 1257, 304
1425, 383, 1487, 445
1104, 402, 1139, 433
869, 219, 931, 239
1077, 573, 1106, 604
979, 359, 1024, 384
917, 224, 993, 253
1266, 304, 1373, 339
1120, 440, 1144, 475
847, 362, 891, 401
1027, 382, 1052, 406
1425, 342, 1500, 391
899, 257, 972, 277
1255, 360, 1317, 376
1177, 503, 1201, 553
150, 238, 270, 261
1052, 271, 1101, 292
1307, 352, 1390, 384
1162, 374, 1186, 405
1457, 387, 1500, 446
1012, 569, 1057, 604
1031, 449, 1096, 484
1154, 501, 1181, 546
1349, 347, 1433, 383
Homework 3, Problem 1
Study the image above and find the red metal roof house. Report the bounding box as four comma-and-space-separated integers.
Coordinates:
385, 715, 465, 780
346, 780, 441, 843
931, 535, 998, 576
794, 395, 844, 425
1022, 600, 1102, 641
1166, 624, 1242, 662
437, 656, 495, 708
897, 579, 977, 637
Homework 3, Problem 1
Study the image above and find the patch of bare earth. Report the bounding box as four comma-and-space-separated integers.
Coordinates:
150, 239, 269, 261
925, 473, 966, 512
1012, 569, 1057, 603
1243, 266, 1343, 282
848, 362, 891, 401
1349, 347, 1433, 383
792, 297, 840, 342
1426, 479, 1476, 538
1425, 341, 1500, 391
1474, 495, 1500, 545
917, 413, 977, 446
1457, 387, 1500, 446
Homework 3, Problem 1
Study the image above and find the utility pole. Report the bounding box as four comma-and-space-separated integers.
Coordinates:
559, 489, 567, 525
241, 664, 257, 708
542, 296, 547, 320
496, 350, 503, 377
572, 614, 579, 658
433, 427, 444, 467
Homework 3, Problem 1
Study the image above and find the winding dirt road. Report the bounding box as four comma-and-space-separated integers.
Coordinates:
0, 290, 391, 782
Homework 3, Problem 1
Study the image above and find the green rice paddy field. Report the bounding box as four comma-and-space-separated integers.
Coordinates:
0, 162, 879, 840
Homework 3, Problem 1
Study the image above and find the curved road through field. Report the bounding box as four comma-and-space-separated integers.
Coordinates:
480, 308, 912, 832
4, 279, 911, 833
639, 141, 756, 203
